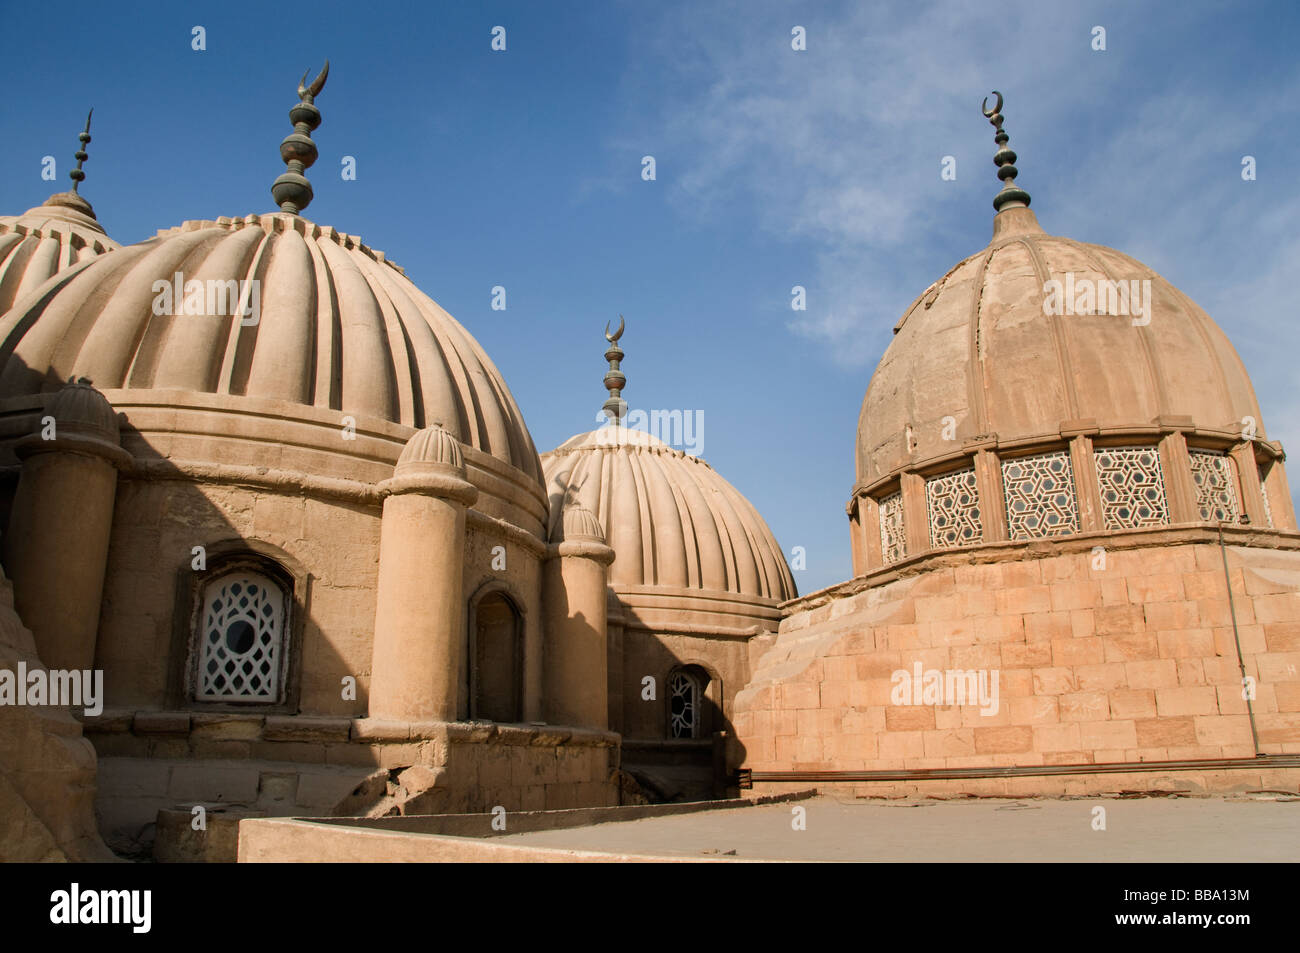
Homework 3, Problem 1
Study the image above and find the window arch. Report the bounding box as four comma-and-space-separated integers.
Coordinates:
469, 589, 522, 722
187, 555, 294, 706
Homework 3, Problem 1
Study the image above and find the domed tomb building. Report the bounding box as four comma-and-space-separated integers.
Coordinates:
733, 95, 1300, 797
0, 111, 119, 319
542, 324, 795, 797
0, 113, 123, 862
0, 67, 619, 857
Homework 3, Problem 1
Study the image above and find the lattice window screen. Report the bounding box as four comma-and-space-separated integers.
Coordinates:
926, 468, 982, 549
1002, 451, 1080, 540
1094, 446, 1170, 530
196, 572, 285, 702
878, 491, 906, 565
1188, 450, 1240, 523
668, 671, 699, 739
1259, 466, 1274, 528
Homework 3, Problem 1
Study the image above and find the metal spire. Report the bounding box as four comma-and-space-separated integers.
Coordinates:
271, 60, 329, 215
602, 315, 627, 423
69, 108, 93, 194
982, 91, 1031, 213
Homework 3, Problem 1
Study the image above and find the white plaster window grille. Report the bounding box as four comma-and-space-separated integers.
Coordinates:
196, 572, 286, 702
1002, 451, 1080, 540
1259, 467, 1274, 528
1188, 450, 1240, 523
926, 468, 982, 549
1093, 446, 1170, 530
878, 491, 906, 565
669, 671, 699, 739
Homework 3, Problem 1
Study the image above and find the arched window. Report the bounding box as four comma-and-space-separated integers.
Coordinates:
192, 566, 291, 704
470, 591, 522, 722
668, 668, 703, 739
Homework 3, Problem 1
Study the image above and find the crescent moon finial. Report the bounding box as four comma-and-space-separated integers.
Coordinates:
275, 60, 329, 215
601, 316, 627, 422
605, 314, 625, 343
982, 90, 1031, 214
298, 60, 330, 101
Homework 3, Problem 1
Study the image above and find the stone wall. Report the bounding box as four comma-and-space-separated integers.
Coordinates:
0, 566, 113, 861
734, 536, 1300, 793
86, 713, 619, 857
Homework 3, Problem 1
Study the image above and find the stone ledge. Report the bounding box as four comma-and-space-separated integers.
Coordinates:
264, 715, 351, 742
133, 712, 191, 736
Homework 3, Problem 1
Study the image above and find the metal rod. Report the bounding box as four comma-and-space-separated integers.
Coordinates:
1219, 521, 1263, 756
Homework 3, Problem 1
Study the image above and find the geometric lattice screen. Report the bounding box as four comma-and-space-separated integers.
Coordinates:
1002, 451, 1080, 540
878, 491, 906, 565
1188, 450, 1240, 523
668, 670, 699, 739
926, 468, 982, 549
1259, 466, 1274, 528
1093, 446, 1170, 530
197, 572, 285, 702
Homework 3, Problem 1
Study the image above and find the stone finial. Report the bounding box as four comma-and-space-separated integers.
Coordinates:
601, 315, 627, 423
271, 61, 329, 215
982, 91, 1031, 213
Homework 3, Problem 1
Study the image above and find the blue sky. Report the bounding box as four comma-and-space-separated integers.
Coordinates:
2, 0, 1296, 594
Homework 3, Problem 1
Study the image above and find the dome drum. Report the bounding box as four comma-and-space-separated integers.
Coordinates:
848, 416, 1293, 576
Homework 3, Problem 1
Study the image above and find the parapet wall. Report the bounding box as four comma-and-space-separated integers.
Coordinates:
734, 533, 1300, 795
88, 715, 619, 858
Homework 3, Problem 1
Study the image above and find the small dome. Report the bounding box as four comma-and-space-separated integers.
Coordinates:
46, 377, 120, 442
397, 424, 465, 471
551, 499, 606, 544
0, 193, 118, 315
856, 207, 1267, 488
0, 212, 542, 486
543, 427, 795, 601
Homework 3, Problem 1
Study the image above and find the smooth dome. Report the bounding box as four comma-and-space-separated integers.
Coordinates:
0, 193, 118, 315
0, 211, 542, 484
542, 426, 795, 600
856, 207, 1266, 488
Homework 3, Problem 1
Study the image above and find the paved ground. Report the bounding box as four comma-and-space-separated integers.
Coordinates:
492, 794, 1300, 861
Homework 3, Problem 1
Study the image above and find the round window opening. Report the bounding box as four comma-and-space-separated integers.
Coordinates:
225, 619, 256, 654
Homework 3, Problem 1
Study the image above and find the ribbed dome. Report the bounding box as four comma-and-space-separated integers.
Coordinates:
542, 427, 795, 601
551, 499, 606, 544
0, 193, 118, 315
46, 377, 120, 442
397, 424, 465, 471
856, 207, 1266, 487
0, 211, 542, 485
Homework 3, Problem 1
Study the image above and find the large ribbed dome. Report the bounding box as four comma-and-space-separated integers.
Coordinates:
542, 426, 795, 601
0, 193, 118, 315
856, 206, 1266, 488
0, 211, 542, 484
